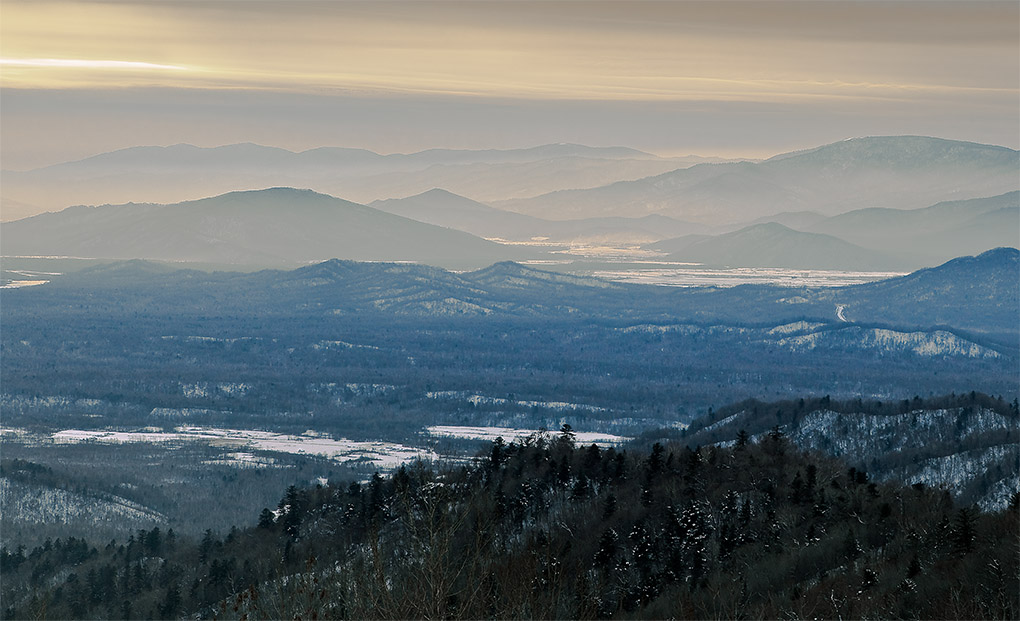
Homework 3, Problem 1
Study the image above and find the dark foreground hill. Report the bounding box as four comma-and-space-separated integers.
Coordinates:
679, 393, 1020, 511
2, 432, 1016, 620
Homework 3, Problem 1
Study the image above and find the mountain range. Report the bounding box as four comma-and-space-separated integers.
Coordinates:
5, 183, 1016, 274
19, 247, 1018, 346
3, 136, 1015, 273
0, 143, 723, 221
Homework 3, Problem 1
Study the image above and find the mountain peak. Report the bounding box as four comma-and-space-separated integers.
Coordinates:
420, 188, 462, 198
765, 135, 1018, 164
742, 222, 794, 234
902, 247, 1020, 278
941, 246, 1019, 270
371, 187, 495, 213
975, 246, 1020, 260
225, 187, 321, 197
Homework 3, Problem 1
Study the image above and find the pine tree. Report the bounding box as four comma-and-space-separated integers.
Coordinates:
594, 528, 618, 568
950, 507, 976, 555
158, 581, 182, 618
258, 508, 276, 529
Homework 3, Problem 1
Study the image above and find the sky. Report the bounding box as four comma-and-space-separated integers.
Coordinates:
1, 0, 1017, 169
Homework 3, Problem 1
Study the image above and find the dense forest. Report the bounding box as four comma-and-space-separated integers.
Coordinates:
3, 430, 1017, 620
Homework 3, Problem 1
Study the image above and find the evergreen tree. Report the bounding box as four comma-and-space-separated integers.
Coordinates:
951, 507, 977, 555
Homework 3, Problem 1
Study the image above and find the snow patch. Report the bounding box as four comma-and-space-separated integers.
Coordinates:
312, 340, 380, 351
767, 321, 827, 335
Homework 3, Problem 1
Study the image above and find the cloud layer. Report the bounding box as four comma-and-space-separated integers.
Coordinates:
2, 1, 1017, 167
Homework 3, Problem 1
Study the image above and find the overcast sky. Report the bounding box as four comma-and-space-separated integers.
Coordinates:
1, 0, 1017, 169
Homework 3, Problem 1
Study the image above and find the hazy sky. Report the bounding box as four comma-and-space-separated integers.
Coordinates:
2, 0, 1017, 169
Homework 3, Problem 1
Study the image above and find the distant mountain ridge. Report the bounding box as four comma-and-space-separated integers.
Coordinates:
802, 191, 1019, 267
497, 136, 1019, 222
0, 188, 539, 270
30, 142, 663, 174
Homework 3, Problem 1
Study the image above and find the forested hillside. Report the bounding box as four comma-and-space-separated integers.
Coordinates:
678, 392, 1020, 511
3, 432, 1016, 620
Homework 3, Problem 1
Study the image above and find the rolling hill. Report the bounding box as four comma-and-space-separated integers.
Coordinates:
653, 222, 898, 270
818, 247, 1020, 340
371, 189, 707, 242
370, 189, 547, 239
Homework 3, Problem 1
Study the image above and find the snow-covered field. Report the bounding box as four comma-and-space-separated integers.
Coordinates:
0, 269, 59, 288
426, 425, 629, 446
202, 451, 283, 469
589, 265, 906, 287
50, 427, 437, 468
0, 279, 48, 289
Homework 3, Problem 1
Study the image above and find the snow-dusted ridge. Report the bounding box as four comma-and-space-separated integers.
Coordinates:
691, 404, 1019, 511
426, 425, 629, 446
424, 391, 607, 412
